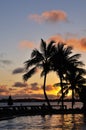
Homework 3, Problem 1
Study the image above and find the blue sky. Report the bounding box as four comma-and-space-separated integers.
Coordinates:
0, 0, 86, 99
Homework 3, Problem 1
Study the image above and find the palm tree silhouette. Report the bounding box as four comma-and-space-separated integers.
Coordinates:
51, 42, 84, 109
23, 39, 55, 109
77, 70, 86, 110
51, 43, 73, 109
65, 68, 86, 109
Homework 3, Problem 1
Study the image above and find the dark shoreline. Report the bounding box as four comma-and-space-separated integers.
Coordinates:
0, 98, 81, 103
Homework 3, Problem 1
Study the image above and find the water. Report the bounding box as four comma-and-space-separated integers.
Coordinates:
0, 114, 86, 130
0, 102, 84, 129
0, 101, 83, 109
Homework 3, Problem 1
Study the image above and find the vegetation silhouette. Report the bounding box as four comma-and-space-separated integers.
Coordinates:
64, 68, 86, 109
51, 43, 85, 109
79, 85, 86, 110
23, 39, 55, 109
51, 43, 74, 109
23, 39, 86, 110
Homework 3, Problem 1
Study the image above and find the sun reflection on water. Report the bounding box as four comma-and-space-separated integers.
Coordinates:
0, 114, 86, 130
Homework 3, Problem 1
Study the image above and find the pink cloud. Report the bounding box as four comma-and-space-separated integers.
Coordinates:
29, 10, 67, 23
48, 34, 64, 43
48, 35, 86, 51
19, 40, 36, 49
66, 37, 86, 51
19, 36, 86, 51
80, 38, 86, 50
0, 85, 9, 96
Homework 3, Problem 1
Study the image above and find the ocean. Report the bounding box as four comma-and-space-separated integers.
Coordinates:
0, 101, 83, 109
0, 102, 85, 130
0, 114, 86, 130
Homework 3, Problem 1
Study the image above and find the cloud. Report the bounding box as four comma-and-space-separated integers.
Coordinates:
30, 82, 39, 90
30, 82, 38, 87
48, 35, 86, 51
48, 34, 65, 43
64, 32, 78, 38
0, 85, 9, 95
13, 82, 28, 88
28, 93, 57, 99
12, 67, 24, 74
66, 37, 86, 51
29, 10, 67, 23
30, 82, 40, 91
19, 40, 36, 49
80, 38, 86, 49
0, 60, 12, 65
45, 85, 54, 91
0, 54, 12, 68
0, 53, 5, 58
0, 82, 58, 99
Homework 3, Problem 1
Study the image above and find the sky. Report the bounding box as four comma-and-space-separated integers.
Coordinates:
0, 0, 86, 99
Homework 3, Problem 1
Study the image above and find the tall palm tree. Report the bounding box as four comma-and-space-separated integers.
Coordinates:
51, 43, 73, 109
23, 39, 55, 109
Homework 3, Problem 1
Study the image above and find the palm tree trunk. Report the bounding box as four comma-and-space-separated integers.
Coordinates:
43, 73, 52, 109
60, 76, 64, 109
72, 89, 74, 109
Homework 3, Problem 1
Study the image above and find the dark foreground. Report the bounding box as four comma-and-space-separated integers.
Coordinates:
0, 105, 85, 121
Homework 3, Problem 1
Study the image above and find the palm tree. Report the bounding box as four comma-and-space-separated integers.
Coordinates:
65, 67, 86, 109
51, 42, 84, 109
79, 78, 86, 110
51, 43, 73, 109
23, 39, 55, 109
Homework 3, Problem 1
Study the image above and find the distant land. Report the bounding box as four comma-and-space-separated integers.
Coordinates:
0, 98, 81, 103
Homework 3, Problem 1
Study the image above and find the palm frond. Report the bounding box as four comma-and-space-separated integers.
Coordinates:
54, 82, 69, 87
76, 61, 84, 66
24, 56, 44, 70
70, 54, 81, 60
57, 42, 65, 50
40, 39, 46, 56
31, 49, 43, 59
64, 46, 73, 56
23, 67, 36, 81
47, 40, 55, 57
78, 68, 86, 75
24, 60, 31, 70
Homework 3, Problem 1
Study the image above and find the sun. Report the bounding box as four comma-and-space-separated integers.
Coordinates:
67, 90, 72, 97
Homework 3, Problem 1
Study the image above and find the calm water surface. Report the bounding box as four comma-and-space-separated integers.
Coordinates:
0, 114, 86, 130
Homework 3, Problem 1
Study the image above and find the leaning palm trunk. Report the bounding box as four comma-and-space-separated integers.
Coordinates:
60, 76, 64, 109
72, 89, 74, 109
43, 73, 52, 109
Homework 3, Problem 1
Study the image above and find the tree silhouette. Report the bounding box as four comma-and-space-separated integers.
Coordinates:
23, 39, 55, 109
78, 71, 86, 110
23, 39, 86, 110
51, 43, 73, 109
51, 42, 84, 109
65, 68, 86, 109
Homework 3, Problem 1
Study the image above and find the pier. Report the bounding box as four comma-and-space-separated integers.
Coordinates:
0, 104, 84, 121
